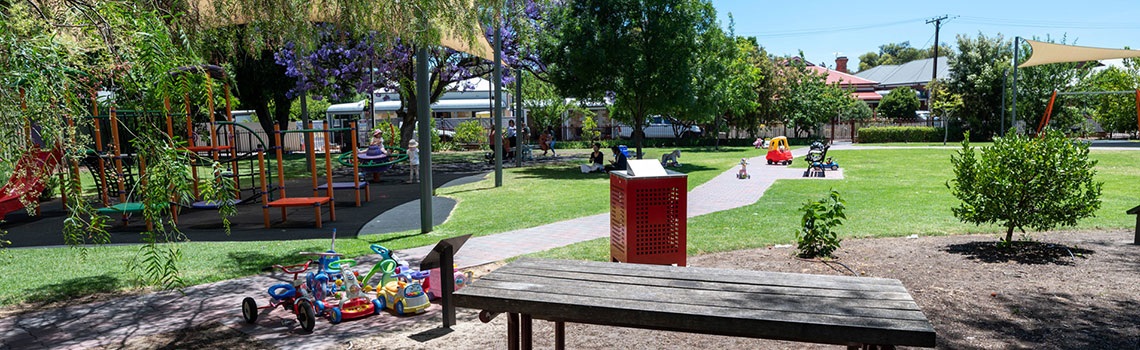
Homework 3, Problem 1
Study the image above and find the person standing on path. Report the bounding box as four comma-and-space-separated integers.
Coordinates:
407, 138, 420, 183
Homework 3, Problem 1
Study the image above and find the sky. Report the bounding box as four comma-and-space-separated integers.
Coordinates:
710, 0, 1140, 72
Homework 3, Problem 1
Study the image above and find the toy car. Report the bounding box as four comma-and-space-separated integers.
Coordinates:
377, 279, 431, 315
765, 136, 793, 165
322, 259, 383, 322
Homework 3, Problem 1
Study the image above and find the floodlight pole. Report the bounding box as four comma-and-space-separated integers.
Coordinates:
1000, 68, 1008, 136
417, 47, 434, 233
493, 13, 504, 187
515, 69, 524, 167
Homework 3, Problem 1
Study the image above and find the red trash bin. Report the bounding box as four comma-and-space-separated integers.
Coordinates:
609, 161, 687, 266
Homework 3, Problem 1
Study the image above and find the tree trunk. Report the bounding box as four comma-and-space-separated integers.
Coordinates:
1005, 226, 1015, 242
398, 108, 415, 148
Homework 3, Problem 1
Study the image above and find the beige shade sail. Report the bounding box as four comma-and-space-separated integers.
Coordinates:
1019, 40, 1140, 68
190, 0, 493, 61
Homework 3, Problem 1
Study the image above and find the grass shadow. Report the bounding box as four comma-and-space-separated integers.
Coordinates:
369, 232, 422, 244
23, 274, 122, 305
943, 240, 1095, 265
225, 247, 323, 275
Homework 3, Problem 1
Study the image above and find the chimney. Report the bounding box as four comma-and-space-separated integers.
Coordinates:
835, 56, 849, 73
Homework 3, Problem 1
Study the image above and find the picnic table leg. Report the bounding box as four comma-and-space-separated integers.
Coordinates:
508, 312, 519, 350
521, 314, 533, 350
554, 321, 565, 350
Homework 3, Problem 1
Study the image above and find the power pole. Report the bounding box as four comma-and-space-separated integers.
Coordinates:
926, 15, 952, 126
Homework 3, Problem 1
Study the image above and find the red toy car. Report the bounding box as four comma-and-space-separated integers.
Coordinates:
766, 136, 793, 165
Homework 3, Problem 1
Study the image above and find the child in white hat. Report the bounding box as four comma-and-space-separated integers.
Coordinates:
407, 138, 420, 183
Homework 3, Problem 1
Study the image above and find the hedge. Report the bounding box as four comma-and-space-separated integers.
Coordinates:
857, 126, 945, 143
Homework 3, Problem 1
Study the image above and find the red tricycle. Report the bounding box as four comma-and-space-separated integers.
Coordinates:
241, 260, 322, 332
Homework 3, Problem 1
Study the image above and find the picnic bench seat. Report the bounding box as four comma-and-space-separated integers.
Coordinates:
454, 258, 936, 350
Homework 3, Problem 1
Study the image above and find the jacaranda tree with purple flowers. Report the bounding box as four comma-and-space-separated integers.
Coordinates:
275, 1, 547, 147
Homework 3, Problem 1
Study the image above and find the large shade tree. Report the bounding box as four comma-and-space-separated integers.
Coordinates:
946, 33, 1011, 140
540, 0, 717, 158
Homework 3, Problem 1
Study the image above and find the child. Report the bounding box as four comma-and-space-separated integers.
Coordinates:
407, 138, 420, 183
737, 158, 750, 179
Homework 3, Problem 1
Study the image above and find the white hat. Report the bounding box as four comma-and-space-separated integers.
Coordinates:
408, 138, 419, 147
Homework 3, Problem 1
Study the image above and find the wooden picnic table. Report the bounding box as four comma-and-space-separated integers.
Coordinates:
454, 258, 936, 349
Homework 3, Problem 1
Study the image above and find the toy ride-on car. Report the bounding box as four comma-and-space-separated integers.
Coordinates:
322, 259, 384, 322
766, 136, 793, 165
241, 260, 322, 332
378, 275, 431, 315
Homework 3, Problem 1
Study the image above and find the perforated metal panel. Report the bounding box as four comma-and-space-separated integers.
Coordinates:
610, 171, 686, 266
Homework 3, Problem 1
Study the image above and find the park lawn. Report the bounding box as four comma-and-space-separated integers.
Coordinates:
0, 146, 756, 306
532, 148, 1139, 261
358, 146, 759, 239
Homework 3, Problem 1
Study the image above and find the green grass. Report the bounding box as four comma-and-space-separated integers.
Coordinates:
532, 148, 1140, 261
0, 146, 757, 306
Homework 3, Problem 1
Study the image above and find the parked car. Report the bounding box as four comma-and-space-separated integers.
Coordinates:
616, 116, 702, 139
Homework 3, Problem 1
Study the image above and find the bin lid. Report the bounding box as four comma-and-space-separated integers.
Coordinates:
612, 159, 686, 178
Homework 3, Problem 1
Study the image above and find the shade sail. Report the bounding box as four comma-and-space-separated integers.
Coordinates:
1019, 40, 1140, 68
190, 0, 493, 61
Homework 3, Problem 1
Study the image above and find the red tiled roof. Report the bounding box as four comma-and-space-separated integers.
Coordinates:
806, 66, 878, 87
853, 91, 882, 101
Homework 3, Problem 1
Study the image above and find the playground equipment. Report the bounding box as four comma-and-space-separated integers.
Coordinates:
317, 121, 369, 207
87, 108, 153, 228
0, 149, 62, 220
259, 123, 336, 228
165, 65, 272, 215
766, 136, 793, 165
339, 122, 407, 182
1, 88, 65, 220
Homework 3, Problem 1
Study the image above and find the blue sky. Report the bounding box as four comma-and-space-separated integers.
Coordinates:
711, 0, 1140, 72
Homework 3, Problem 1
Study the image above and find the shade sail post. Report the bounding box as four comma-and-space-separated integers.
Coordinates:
493, 14, 503, 188
1012, 37, 1019, 133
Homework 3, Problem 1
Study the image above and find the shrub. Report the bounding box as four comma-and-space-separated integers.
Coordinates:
947, 131, 1103, 242
796, 189, 846, 259
454, 120, 485, 144
581, 115, 601, 143
879, 87, 920, 120
857, 126, 943, 143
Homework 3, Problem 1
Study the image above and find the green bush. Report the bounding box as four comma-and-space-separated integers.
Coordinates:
454, 120, 485, 144
948, 131, 1103, 242
879, 87, 920, 120
796, 189, 846, 259
857, 126, 943, 143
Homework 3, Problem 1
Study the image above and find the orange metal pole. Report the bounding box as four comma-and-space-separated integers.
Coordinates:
258, 148, 270, 228
323, 124, 335, 222
224, 83, 240, 200
110, 108, 128, 225
274, 125, 287, 221
92, 89, 109, 206
1036, 90, 1058, 137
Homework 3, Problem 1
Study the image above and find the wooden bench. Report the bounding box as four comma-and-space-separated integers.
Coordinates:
454, 258, 936, 350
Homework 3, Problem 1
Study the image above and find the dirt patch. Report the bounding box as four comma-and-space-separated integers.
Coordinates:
92, 322, 271, 350
348, 229, 1138, 349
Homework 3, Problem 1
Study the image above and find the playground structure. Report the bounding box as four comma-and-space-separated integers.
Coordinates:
0, 88, 65, 221
340, 122, 409, 183
260, 124, 337, 228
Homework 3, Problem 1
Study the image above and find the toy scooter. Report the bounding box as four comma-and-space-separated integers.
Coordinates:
737, 158, 751, 179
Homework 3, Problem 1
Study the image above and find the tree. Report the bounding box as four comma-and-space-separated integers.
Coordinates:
843, 100, 874, 121
947, 131, 1103, 242
775, 58, 855, 137
857, 41, 952, 71
946, 33, 1012, 140
878, 87, 920, 119
725, 38, 778, 138
1085, 64, 1140, 136
541, 0, 716, 158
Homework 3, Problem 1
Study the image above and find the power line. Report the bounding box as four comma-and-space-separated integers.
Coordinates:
958, 16, 1140, 30
739, 17, 929, 38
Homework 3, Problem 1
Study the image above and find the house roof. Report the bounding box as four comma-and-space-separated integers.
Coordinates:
806, 66, 878, 88
855, 57, 950, 87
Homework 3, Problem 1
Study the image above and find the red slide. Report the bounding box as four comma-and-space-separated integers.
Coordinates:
0, 148, 61, 220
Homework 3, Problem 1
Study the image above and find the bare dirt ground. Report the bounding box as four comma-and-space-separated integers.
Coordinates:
95, 229, 1139, 349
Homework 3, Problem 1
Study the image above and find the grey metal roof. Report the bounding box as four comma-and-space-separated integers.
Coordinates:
855, 57, 950, 87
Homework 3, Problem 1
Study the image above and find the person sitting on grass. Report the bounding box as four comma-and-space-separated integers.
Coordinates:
580, 143, 605, 173
604, 145, 628, 172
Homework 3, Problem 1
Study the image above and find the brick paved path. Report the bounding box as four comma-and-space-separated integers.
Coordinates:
1, 146, 840, 350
